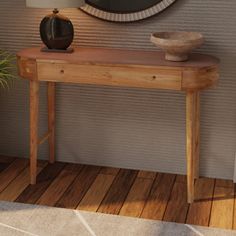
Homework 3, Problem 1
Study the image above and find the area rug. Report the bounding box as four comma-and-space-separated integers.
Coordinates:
0, 201, 235, 236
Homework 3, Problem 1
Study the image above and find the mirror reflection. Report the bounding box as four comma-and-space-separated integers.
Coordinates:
86, 0, 164, 13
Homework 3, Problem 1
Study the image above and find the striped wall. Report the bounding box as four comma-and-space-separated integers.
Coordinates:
0, 0, 235, 179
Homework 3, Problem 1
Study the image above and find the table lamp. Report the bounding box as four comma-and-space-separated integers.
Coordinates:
26, 0, 85, 53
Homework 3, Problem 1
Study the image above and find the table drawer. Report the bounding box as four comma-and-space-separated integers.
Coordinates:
37, 61, 182, 90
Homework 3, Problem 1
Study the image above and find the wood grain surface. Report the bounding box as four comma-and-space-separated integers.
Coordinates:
78, 173, 116, 212
98, 169, 138, 214
0, 156, 234, 231
186, 178, 215, 226
37, 164, 83, 206
163, 179, 189, 223
55, 165, 101, 209
16, 162, 65, 204
141, 173, 176, 220
119, 177, 154, 217
17, 47, 219, 91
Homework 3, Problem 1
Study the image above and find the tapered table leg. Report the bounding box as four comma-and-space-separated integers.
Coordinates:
194, 92, 200, 179
30, 80, 39, 185
186, 91, 197, 203
48, 82, 55, 164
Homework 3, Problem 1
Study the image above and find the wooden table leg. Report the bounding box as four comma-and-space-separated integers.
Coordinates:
186, 91, 196, 203
194, 92, 200, 179
48, 82, 55, 164
30, 80, 39, 185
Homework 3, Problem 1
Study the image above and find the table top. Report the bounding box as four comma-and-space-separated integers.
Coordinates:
17, 47, 220, 69
17, 47, 220, 91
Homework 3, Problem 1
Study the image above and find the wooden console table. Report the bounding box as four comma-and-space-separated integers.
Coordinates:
17, 47, 219, 203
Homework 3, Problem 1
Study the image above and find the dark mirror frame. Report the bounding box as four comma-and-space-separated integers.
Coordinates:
80, 0, 177, 22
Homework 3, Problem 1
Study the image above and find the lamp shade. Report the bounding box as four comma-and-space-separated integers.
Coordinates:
26, 0, 85, 8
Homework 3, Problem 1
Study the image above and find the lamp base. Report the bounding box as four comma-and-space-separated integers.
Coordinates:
41, 47, 74, 53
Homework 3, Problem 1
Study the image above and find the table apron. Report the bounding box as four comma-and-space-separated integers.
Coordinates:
37, 62, 182, 90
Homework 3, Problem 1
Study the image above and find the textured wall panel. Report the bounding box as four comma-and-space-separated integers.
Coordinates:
0, 0, 235, 179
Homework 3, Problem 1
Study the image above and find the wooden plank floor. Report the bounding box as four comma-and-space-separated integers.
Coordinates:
0, 156, 235, 230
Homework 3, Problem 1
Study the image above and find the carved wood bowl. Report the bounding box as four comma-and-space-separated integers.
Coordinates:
150, 32, 204, 62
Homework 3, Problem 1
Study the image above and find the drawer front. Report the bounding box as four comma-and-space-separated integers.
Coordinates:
37, 61, 182, 90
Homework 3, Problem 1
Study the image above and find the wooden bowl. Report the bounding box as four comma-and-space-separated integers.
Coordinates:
150, 32, 204, 62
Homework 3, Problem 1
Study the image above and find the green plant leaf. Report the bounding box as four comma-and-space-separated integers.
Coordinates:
0, 49, 17, 89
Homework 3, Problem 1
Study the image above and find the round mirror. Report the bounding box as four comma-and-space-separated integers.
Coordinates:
80, 0, 177, 22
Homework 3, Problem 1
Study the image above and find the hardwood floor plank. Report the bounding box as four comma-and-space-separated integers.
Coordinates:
119, 177, 154, 217
37, 164, 83, 206
163, 176, 189, 223
0, 158, 29, 193
0, 156, 15, 172
98, 169, 138, 215
15, 162, 65, 204
0, 156, 234, 230
186, 178, 214, 226
210, 185, 234, 229
78, 173, 116, 212
141, 173, 176, 220
215, 179, 234, 189
137, 170, 156, 180
56, 165, 101, 209
100, 167, 120, 176
175, 175, 187, 184
0, 161, 47, 201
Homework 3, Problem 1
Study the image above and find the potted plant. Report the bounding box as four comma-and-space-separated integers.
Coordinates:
0, 50, 16, 89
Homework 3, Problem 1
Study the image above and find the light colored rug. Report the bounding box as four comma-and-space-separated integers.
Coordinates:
0, 201, 235, 236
